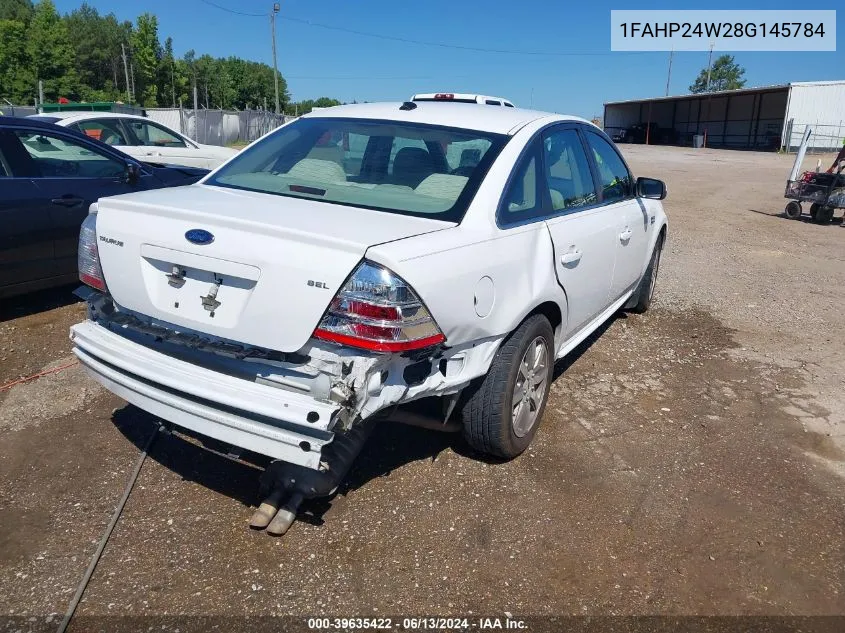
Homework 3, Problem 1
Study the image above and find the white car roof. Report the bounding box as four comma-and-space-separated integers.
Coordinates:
28, 111, 152, 124
301, 102, 587, 135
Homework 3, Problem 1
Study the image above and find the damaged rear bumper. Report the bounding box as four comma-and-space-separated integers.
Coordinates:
71, 320, 337, 469
70, 293, 503, 470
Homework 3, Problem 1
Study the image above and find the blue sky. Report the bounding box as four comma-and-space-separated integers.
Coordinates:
54, 0, 843, 116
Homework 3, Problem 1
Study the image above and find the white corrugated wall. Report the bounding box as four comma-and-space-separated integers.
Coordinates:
783, 81, 845, 150
145, 108, 183, 134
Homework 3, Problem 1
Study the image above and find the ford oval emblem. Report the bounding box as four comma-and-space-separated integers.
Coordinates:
185, 229, 214, 245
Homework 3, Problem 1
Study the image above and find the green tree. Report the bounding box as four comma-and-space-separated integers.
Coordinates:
158, 36, 183, 106
313, 97, 341, 108
27, 0, 78, 101
0, 18, 35, 102
0, 0, 33, 22
689, 54, 747, 93
286, 97, 340, 115
65, 3, 128, 101
1, 2, 318, 109
130, 12, 160, 106
218, 57, 287, 110
194, 53, 215, 107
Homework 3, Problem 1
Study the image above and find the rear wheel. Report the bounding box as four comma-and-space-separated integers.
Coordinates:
784, 201, 803, 220
815, 205, 834, 224
628, 234, 664, 314
461, 315, 553, 459
810, 203, 820, 221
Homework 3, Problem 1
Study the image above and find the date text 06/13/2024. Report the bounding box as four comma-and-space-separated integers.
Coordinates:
306, 616, 529, 630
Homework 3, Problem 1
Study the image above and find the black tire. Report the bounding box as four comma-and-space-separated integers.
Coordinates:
784, 201, 803, 220
815, 205, 834, 224
461, 314, 553, 459
628, 234, 664, 314
810, 203, 820, 221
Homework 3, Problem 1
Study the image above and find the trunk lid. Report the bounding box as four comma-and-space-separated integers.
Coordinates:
94, 184, 453, 352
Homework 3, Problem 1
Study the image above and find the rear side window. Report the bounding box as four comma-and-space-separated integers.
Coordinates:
126, 120, 186, 148
542, 128, 596, 211
500, 141, 542, 219
585, 132, 633, 203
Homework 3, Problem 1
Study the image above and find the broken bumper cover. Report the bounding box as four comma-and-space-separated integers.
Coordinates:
70, 320, 336, 469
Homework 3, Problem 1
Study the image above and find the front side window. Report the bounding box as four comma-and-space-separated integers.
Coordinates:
13, 129, 124, 178
74, 119, 129, 146
206, 117, 507, 222
127, 120, 186, 148
542, 128, 597, 211
585, 132, 633, 204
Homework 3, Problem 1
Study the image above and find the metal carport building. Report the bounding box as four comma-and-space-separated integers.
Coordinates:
603, 80, 845, 151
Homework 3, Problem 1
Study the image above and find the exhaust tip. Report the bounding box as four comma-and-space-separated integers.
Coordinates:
249, 490, 285, 529
265, 508, 297, 537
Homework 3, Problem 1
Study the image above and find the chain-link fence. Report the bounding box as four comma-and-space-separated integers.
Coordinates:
147, 108, 291, 146
0, 105, 37, 117
783, 120, 845, 154
1, 104, 290, 147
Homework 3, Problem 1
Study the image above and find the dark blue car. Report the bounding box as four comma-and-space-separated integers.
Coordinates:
0, 116, 209, 298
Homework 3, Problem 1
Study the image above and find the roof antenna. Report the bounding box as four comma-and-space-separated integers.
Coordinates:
399, 101, 417, 111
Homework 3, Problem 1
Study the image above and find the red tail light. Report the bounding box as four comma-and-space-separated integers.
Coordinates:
434, 93, 455, 100
78, 214, 107, 292
314, 261, 446, 353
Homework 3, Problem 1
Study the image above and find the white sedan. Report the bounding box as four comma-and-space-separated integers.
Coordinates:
29, 112, 238, 169
70, 100, 667, 535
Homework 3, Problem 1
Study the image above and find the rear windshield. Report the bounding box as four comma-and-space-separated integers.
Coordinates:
206, 117, 507, 222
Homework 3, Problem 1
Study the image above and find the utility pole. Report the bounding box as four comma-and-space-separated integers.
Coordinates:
121, 43, 131, 101
130, 62, 136, 103
271, 3, 281, 114
193, 84, 199, 141
38, 80, 44, 108
665, 47, 674, 96
705, 42, 714, 92
703, 43, 715, 148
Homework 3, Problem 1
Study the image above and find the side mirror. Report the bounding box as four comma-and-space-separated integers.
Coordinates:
636, 176, 667, 200
124, 162, 140, 185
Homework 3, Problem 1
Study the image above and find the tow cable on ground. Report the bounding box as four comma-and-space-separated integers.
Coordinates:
0, 360, 79, 393
55, 424, 162, 633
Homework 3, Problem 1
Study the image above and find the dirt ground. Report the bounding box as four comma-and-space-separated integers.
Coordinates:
1, 145, 843, 629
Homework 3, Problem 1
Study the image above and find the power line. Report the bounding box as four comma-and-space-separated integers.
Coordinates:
279, 15, 648, 56
199, 0, 265, 17
199, 0, 649, 57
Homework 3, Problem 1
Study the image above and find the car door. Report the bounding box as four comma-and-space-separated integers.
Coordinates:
123, 118, 206, 168
583, 131, 650, 301
0, 131, 55, 291
537, 125, 618, 339
12, 126, 138, 278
